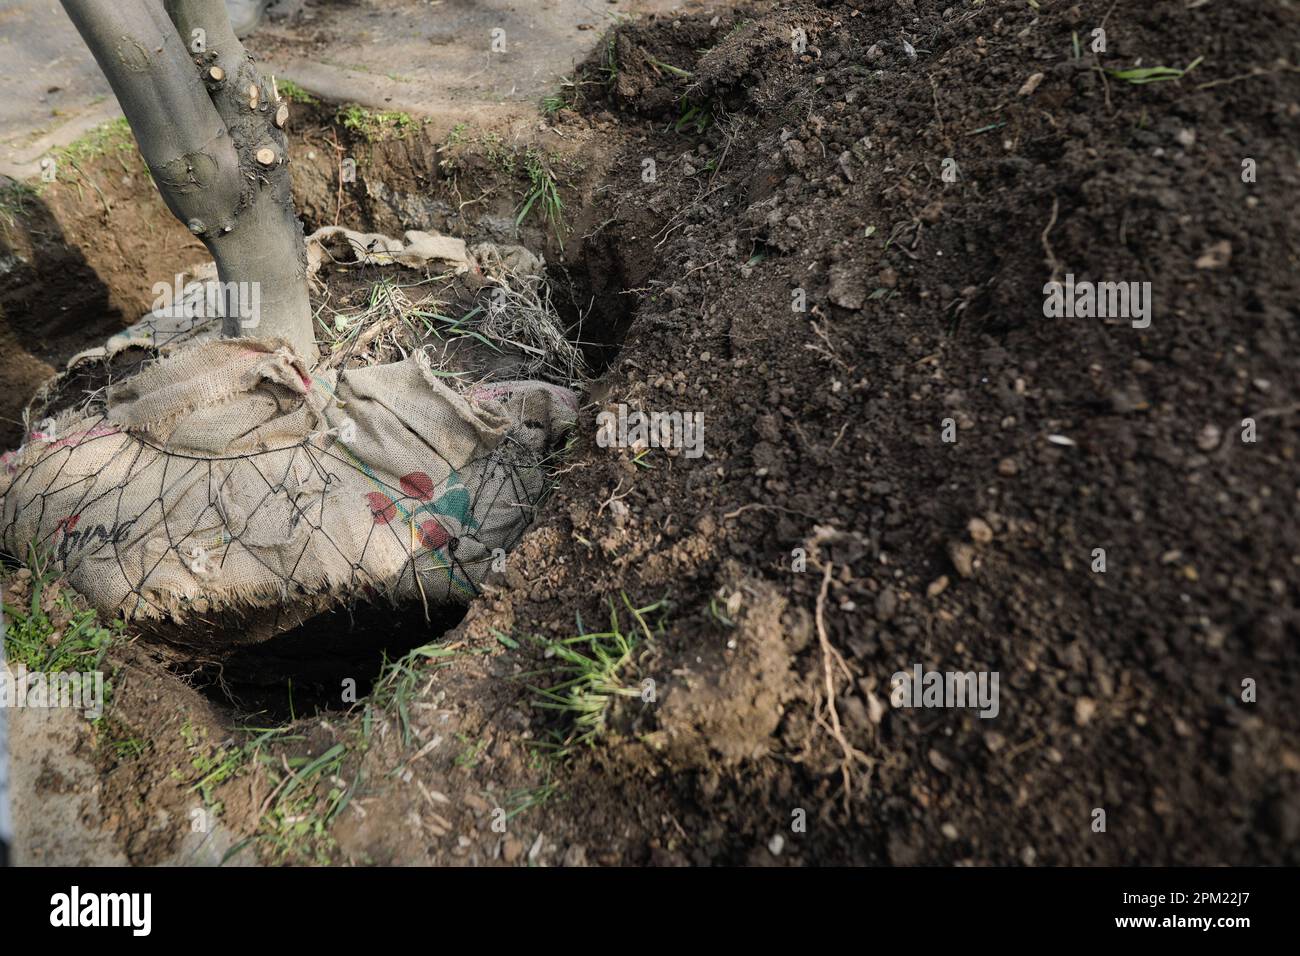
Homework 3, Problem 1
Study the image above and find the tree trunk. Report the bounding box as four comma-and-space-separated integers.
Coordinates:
60, 0, 317, 362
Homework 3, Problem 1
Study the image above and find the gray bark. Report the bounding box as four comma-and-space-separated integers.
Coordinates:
60, 0, 317, 362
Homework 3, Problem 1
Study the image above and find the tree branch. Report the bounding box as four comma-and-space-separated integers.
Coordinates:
60, 0, 318, 362
59, 0, 240, 219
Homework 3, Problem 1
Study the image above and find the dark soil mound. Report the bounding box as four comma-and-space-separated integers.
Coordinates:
516, 0, 1300, 864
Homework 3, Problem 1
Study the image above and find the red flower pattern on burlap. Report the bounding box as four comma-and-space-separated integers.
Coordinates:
366, 473, 454, 553
366, 492, 398, 524
419, 519, 449, 551
399, 472, 435, 501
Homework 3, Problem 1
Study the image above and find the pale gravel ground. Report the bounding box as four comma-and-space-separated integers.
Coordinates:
0, 0, 690, 178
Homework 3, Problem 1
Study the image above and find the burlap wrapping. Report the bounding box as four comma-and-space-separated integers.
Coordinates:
0, 337, 576, 621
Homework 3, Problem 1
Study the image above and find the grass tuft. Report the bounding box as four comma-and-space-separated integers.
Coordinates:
1108, 56, 1204, 85
1, 551, 121, 674
524, 594, 666, 753
516, 148, 566, 246
368, 640, 465, 748
0, 179, 38, 233
672, 97, 713, 136
277, 79, 318, 104
541, 93, 566, 117
338, 105, 416, 142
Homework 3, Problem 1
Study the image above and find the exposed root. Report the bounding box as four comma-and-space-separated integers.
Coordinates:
1040, 196, 1062, 284
813, 560, 873, 812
